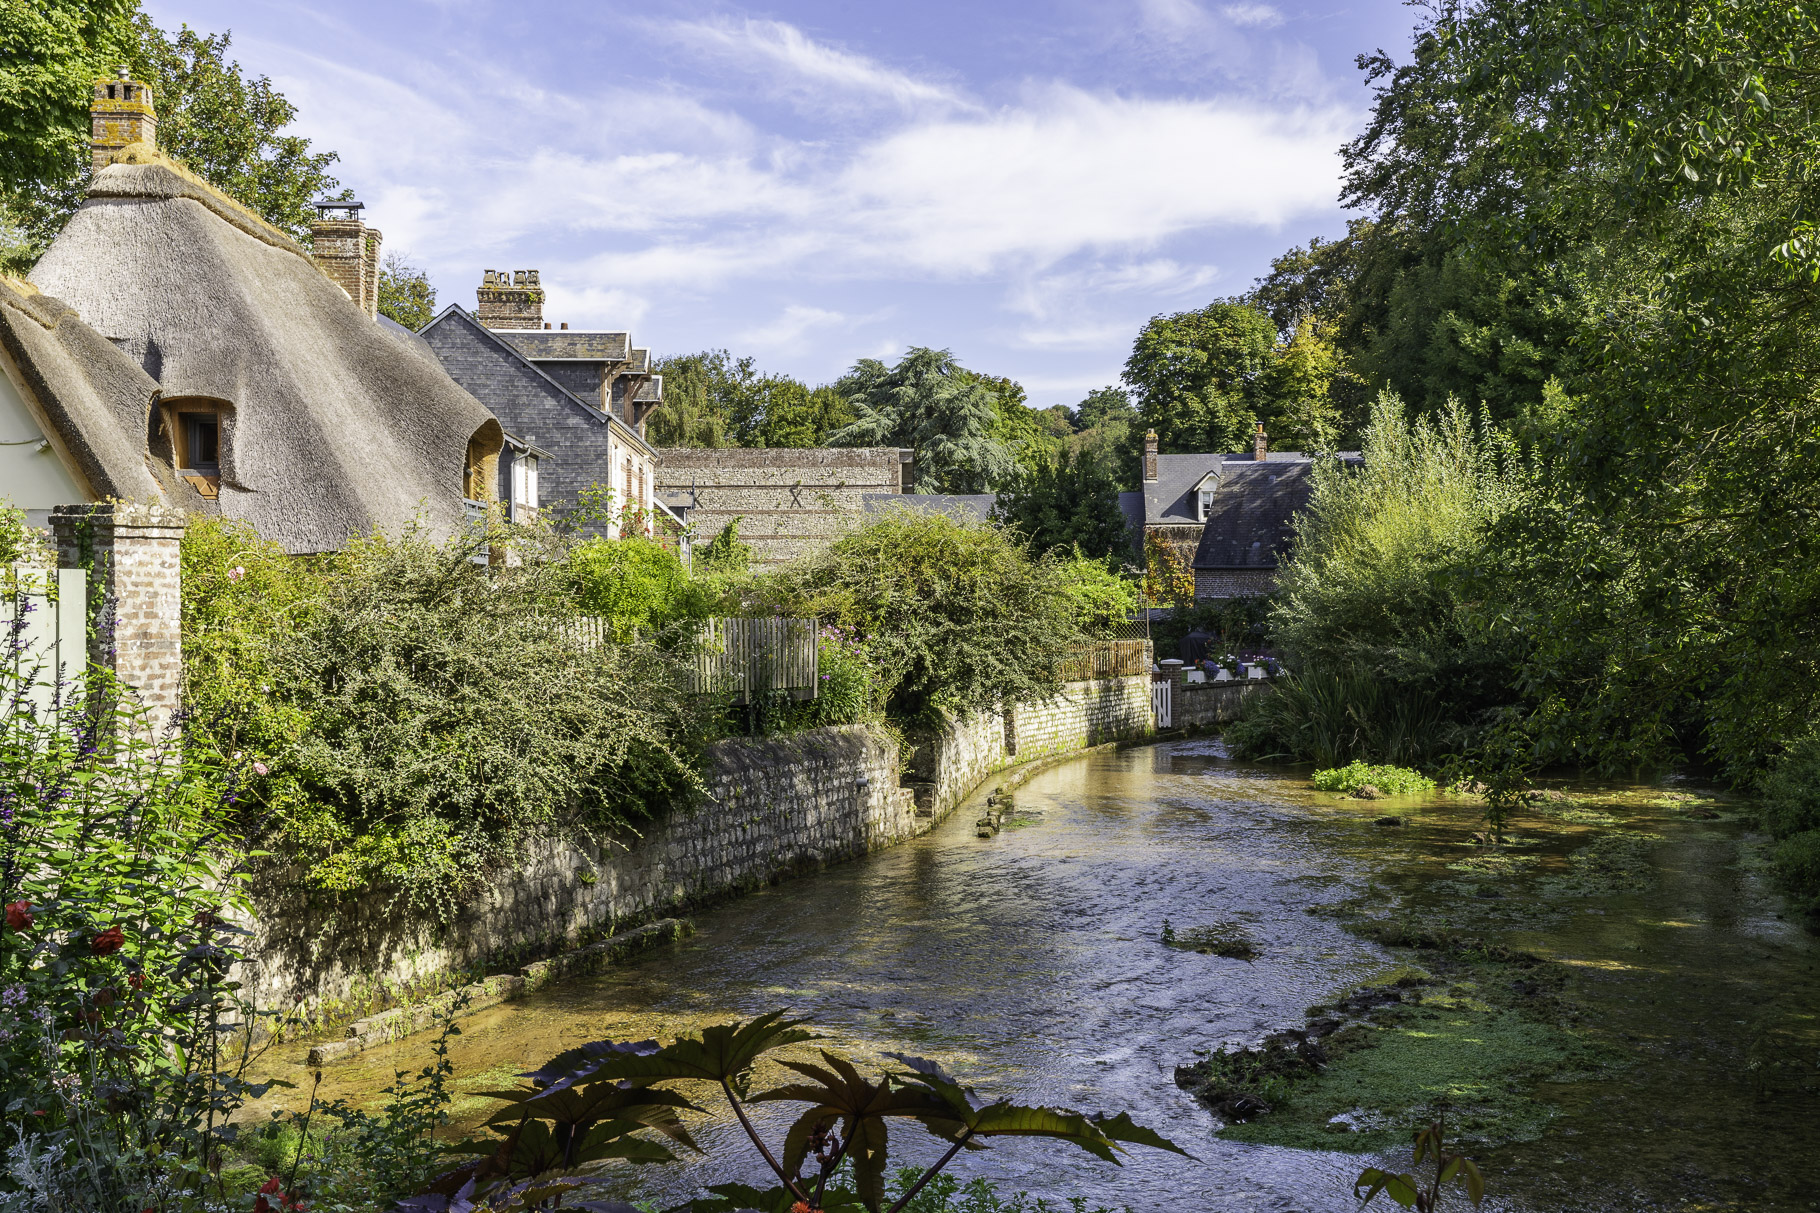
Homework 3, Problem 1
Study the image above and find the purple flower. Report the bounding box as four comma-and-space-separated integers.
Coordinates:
1, 984, 24, 1008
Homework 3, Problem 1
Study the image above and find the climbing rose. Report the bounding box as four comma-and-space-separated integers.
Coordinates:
253, 761, 269, 776
255, 1176, 282, 1213
3, 902, 30, 931
90, 926, 125, 955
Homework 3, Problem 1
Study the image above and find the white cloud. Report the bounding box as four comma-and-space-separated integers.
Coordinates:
656, 17, 971, 115
1222, 3, 1285, 29
734, 304, 851, 353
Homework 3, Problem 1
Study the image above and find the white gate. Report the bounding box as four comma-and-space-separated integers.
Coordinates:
2, 564, 87, 725
1151, 671, 1173, 729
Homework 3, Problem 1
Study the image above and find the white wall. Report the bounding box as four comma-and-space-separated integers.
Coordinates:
0, 352, 85, 511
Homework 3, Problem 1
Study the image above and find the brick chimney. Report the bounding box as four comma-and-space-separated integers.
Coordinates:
1143, 428, 1159, 482
1253, 421, 1269, 461
310, 200, 381, 319
90, 67, 157, 172
477, 270, 543, 329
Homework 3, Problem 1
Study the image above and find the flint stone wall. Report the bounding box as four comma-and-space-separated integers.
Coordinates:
909, 675, 1154, 817
654, 447, 910, 566
243, 724, 915, 1020
1173, 678, 1272, 728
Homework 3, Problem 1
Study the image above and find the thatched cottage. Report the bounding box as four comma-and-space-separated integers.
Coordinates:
418, 275, 665, 537
0, 72, 504, 553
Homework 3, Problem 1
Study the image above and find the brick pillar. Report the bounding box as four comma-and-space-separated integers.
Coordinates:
50, 503, 185, 738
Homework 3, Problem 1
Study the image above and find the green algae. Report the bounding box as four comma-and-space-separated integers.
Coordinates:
1537, 830, 1663, 897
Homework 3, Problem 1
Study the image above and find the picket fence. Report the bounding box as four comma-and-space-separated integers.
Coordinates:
2, 564, 87, 725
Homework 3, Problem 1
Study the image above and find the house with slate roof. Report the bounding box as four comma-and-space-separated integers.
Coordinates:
418, 274, 665, 537
0, 71, 503, 553
1117, 424, 1359, 599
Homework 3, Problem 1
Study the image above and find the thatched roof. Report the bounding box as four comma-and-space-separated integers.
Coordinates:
0, 277, 200, 505
27, 150, 500, 553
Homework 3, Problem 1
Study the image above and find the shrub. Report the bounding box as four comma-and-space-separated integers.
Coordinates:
796, 625, 882, 728
0, 500, 49, 566
766, 509, 1084, 721
1053, 552, 1140, 636
1311, 760, 1437, 796
1760, 736, 1820, 839
0, 655, 268, 1210
1225, 670, 1464, 767
1771, 831, 1820, 919
568, 533, 719, 641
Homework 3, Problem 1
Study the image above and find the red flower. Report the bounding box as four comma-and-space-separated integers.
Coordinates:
128, 972, 146, 990
90, 926, 126, 956
4, 901, 31, 931
255, 1176, 282, 1213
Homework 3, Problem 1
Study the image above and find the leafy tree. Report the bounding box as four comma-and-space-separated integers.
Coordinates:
829, 348, 1018, 493
647, 350, 742, 447
993, 446, 1131, 562
766, 509, 1083, 720
1260, 315, 1348, 451
1036, 403, 1077, 438
1075, 385, 1135, 431
568, 534, 718, 641
377, 250, 436, 330
745, 378, 853, 448
1121, 300, 1278, 454
0, 10, 341, 263
130, 23, 340, 243
0, 0, 139, 198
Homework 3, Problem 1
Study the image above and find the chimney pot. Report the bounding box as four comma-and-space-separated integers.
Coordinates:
544, 322, 551, 329
476, 266, 544, 329
560, 322, 568, 330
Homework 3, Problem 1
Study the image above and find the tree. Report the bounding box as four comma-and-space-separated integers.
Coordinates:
0, 10, 340, 265
131, 23, 340, 243
744, 377, 853, 448
377, 250, 436, 330
1121, 301, 1278, 454
994, 446, 1131, 562
1260, 315, 1348, 451
829, 347, 1018, 493
1075, 385, 1135, 431
0, 0, 139, 197
647, 351, 742, 447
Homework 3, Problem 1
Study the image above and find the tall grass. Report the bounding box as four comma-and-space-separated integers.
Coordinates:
1224, 669, 1470, 768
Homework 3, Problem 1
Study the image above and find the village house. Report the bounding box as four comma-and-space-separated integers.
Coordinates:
0, 71, 505, 553
418, 274, 666, 537
1119, 425, 1358, 599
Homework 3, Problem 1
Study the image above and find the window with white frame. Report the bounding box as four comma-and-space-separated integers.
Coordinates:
1197, 487, 1215, 521
511, 451, 539, 518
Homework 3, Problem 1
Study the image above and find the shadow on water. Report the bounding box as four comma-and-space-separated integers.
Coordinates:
266, 739, 1820, 1213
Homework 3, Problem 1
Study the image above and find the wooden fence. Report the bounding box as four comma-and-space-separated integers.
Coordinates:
689, 616, 820, 702
2, 563, 87, 725
1057, 638, 1153, 682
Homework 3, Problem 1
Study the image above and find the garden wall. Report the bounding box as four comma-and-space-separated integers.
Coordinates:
908, 674, 1154, 817
1174, 679, 1272, 728
242, 724, 916, 1020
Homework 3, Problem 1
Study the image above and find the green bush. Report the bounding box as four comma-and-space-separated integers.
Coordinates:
181, 518, 708, 915
0, 498, 50, 565
796, 625, 882, 728
1771, 830, 1820, 918
766, 508, 1084, 721
1760, 736, 1820, 839
568, 533, 720, 640
1053, 552, 1140, 636
1311, 759, 1437, 796
1225, 670, 1464, 767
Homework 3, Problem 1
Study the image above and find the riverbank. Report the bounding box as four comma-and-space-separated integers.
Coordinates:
243, 740, 1820, 1213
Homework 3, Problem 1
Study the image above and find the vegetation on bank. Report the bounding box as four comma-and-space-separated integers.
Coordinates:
172, 505, 1134, 909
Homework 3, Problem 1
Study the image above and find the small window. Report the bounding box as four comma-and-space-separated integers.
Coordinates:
511, 453, 539, 514
181, 414, 219, 474
1197, 488, 1215, 521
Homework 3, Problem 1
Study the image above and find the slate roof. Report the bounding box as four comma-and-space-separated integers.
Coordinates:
1191, 454, 1362, 569
1117, 491, 1145, 547
494, 330, 630, 361
26, 152, 499, 553
1143, 453, 1226, 526
862, 492, 997, 522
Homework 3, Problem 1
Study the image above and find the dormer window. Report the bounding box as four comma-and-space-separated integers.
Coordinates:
1197, 487, 1215, 522
181, 413, 219, 475
161, 398, 230, 499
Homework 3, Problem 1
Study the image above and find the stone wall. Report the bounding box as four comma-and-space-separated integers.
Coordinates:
1193, 568, 1278, 599
655, 447, 911, 566
243, 723, 917, 1018
1174, 678, 1273, 728
908, 675, 1154, 817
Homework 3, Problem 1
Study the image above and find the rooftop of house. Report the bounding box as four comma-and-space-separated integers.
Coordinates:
1191, 454, 1363, 569
25, 148, 499, 553
494, 330, 632, 362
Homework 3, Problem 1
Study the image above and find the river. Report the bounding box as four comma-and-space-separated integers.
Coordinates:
275, 738, 1820, 1212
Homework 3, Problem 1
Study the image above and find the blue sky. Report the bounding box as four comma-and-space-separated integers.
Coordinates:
145, 0, 1420, 408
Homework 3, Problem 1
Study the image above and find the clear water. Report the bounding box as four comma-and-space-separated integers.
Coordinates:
260, 739, 1820, 1212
